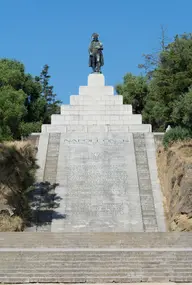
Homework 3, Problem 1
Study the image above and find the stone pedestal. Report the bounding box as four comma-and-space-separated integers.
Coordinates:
41, 74, 151, 133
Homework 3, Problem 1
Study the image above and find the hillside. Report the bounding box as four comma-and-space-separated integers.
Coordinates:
157, 141, 192, 231
0, 141, 38, 231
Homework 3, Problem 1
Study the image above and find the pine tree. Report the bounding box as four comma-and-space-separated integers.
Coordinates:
38, 64, 62, 124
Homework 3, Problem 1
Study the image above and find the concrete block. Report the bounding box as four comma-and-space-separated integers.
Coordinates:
51, 114, 142, 125
79, 86, 114, 96
41, 124, 152, 133
41, 124, 67, 133
87, 125, 108, 132
66, 126, 88, 132
61, 104, 133, 113
87, 73, 105, 86
129, 124, 152, 132
70, 95, 122, 105
107, 126, 129, 132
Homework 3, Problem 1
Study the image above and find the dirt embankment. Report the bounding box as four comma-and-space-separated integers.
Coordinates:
0, 141, 38, 231
157, 141, 192, 231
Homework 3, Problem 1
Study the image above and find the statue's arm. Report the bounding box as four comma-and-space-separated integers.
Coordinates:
97, 42, 103, 50
88, 43, 92, 54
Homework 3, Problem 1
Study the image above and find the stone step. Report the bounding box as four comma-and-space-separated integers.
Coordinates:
0, 248, 192, 282
61, 104, 132, 112
43, 133, 60, 184
79, 86, 114, 95
51, 114, 142, 125
70, 95, 123, 105
41, 124, 152, 133
61, 110, 133, 115
133, 133, 158, 232
1, 232, 191, 247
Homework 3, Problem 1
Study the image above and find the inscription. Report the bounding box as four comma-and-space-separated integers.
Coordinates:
68, 202, 125, 216
63, 138, 130, 145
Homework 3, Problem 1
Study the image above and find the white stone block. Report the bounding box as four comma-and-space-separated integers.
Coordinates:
66, 126, 87, 132
51, 114, 142, 125
129, 124, 152, 132
87, 125, 108, 132
79, 86, 114, 96
40, 124, 152, 133
107, 126, 129, 132
61, 104, 133, 113
70, 97, 122, 105
41, 124, 67, 133
87, 73, 105, 86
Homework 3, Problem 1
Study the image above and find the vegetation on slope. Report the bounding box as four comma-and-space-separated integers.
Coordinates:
0, 141, 38, 231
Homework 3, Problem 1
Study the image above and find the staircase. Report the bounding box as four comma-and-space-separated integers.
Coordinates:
0, 233, 192, 283
1, 73, 192, 283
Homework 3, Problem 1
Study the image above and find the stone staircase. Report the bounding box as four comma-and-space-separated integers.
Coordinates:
133, 133, 158, 232
1, 73, 192, 283
0, 233, 192, 283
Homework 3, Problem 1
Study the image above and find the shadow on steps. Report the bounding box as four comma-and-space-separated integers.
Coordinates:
26, 181, 66, 231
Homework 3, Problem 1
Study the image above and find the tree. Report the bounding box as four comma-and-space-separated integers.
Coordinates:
0, 59, 62, 140
138, 25, 169, 79
0, 86, 27, 140
143, 33, 192, 131
116, 73, 149, 115
171, 88, 192, 129
37, 64, 61, 124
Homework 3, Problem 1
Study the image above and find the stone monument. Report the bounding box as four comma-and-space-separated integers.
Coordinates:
36, 73, 165, 232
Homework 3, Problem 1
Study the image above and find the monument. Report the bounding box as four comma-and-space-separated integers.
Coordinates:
36, 69, 165, 232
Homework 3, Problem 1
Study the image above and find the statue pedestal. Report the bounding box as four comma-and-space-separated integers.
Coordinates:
88, 73, 105, 86
41, 73, 151, 132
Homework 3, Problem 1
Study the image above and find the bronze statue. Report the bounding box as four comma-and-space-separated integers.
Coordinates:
88, 33, 104, 73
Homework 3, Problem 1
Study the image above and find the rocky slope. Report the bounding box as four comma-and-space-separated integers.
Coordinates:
157, 141, 192, 231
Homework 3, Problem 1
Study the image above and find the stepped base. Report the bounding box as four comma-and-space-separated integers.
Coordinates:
41, 124, 152, 133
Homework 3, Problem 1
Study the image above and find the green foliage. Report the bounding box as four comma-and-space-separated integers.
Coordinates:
0, 59, 61, 141
117, 33, 192, 132
171, 88, 192, 129
163, 127, 192, 148
19, 121, 42, 137
0, 86, 27, 139
37, 64, 62, 124
0, 59, 25, 90
143, 33, 192, 131
116, 73, 149, 114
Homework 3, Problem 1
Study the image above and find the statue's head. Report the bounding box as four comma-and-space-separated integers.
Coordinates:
92, 33, 99, 41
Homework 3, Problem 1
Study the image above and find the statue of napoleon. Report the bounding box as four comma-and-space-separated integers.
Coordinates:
88, 33, 104, 73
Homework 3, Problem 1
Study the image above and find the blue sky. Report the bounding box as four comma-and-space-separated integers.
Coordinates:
1, 0, 191, 103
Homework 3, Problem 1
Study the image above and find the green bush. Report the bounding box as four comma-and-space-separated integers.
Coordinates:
163, 126, 192, 148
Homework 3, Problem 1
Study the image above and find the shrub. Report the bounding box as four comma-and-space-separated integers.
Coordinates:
0, 141, 38, 231
163, 126, 192, 148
